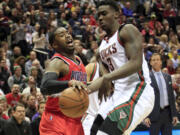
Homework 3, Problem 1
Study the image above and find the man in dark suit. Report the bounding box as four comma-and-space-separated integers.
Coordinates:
144, 53, 178, 135
3, 103, 32, 135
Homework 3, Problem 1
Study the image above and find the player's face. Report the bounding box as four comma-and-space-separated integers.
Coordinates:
150, 55, 162, 71
98, 5, 117, 32
54, 27, 74, 54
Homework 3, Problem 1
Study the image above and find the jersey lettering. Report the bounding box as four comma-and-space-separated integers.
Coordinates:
71, 71, 87, 82
100, 43, 117, 60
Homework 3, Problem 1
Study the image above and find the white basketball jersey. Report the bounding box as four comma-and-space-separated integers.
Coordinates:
99, 30, 151, 90
86, 63, 101, 116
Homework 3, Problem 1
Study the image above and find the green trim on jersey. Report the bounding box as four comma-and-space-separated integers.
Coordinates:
107, 71, 146, 132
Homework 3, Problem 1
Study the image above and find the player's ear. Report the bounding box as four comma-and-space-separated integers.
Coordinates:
52, 41, 58, 49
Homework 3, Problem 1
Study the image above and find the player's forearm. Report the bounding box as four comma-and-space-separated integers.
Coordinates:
40, 72, 69, 95
105, 59, 142, 81
87, 77, 103, 93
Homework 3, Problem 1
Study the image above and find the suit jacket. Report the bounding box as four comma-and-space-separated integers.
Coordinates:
4, 117, 32, 135
0, 118, 6, 135
148, 71, 177, 122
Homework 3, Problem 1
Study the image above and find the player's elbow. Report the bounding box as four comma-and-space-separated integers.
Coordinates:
132, 58, 142, 72
40, 80, 50, 95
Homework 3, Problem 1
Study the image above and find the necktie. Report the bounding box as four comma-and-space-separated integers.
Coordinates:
156, 72, 165, 109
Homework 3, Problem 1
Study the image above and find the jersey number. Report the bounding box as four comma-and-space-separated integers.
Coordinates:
107, 58, 114, 71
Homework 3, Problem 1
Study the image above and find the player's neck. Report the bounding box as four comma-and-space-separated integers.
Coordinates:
60, 52, 76, 61
106, 22, 120, 37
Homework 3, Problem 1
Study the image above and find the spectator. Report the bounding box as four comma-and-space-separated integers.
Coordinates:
166, 59, 176, 75
8, 65, 27, 91
0, 96, 9, 120
3, 103, 32, 135
159, 34, 169, 52
0, 9, 10, 41
11, 17, 27, 56
0, 59, 11, 94
5, 84, 20, 107
25, 51, 37, 75
26, 95, 36, 121
29, 66, 41, 87
122, 2, 134, 17
19, 93, 28, 108
74, 39, 88, 65
171, 50, 180, 69
169, 34, 180, 48
163, 3, 176, 18
14, 56, 26, 76
0, 117, 6, 135
9, 46, 22, 74
31, 101, 45, 135
22, 76, 40, 95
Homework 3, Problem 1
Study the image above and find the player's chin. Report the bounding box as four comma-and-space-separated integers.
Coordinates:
67, 48, 75, 54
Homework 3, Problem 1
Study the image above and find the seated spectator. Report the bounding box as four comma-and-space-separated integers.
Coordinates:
163, 3, 176, 18
85, 40, 98, 62
0, 9, 10, 41
171, 50, 180, 69
8, 65, 27, 91
0, 117, 6, 135
14, 56, 26, 76
22, 76, 40, 95
31, 101, 45, 134
25, 51, 37, 75
19, 94, 28, 108
9, 46, 22, 74
166, 59, 176, 75
5, 84, 20, 107
74, 39, 88, 65
0, 96, 9, 120
32, 59, 44, 79
122, 2, 134, 17
148, 13, 162, 31
26, 95, 36, 121
0, 59, 11, 94
3, 103, 32, 135
159, 34, 169, 52
29, 66, 41, 88
169, 34, 180, 49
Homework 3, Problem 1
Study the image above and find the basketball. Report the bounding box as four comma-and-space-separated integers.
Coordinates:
59, 87, 89, 118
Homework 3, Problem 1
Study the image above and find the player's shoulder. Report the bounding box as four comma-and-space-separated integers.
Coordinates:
120, 24, 140, 40
46, 57, 66, 71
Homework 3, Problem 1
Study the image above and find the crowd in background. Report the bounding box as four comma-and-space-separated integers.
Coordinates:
0, 0, 180, 134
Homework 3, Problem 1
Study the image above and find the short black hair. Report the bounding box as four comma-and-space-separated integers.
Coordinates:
12, 103, 25, 111
97, 0, 119, 11
49, 27, 59, 46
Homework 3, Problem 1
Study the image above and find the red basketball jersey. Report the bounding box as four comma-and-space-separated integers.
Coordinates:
45, 53, 87, 113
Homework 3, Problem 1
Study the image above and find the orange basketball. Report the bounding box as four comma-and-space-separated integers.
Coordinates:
59, 87, 89, 118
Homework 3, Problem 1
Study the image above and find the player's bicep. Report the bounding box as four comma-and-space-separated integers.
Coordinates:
120, 24, 142, 61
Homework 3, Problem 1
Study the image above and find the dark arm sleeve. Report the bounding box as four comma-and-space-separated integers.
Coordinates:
40, 72, 69, 95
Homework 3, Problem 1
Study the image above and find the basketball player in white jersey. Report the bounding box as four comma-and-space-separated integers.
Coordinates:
87, 0, 155, 135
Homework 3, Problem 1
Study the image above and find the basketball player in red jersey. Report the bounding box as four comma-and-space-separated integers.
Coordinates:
39, 27, 87, 135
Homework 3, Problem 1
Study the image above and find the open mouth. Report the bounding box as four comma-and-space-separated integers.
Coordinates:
67, 40, 74, 47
